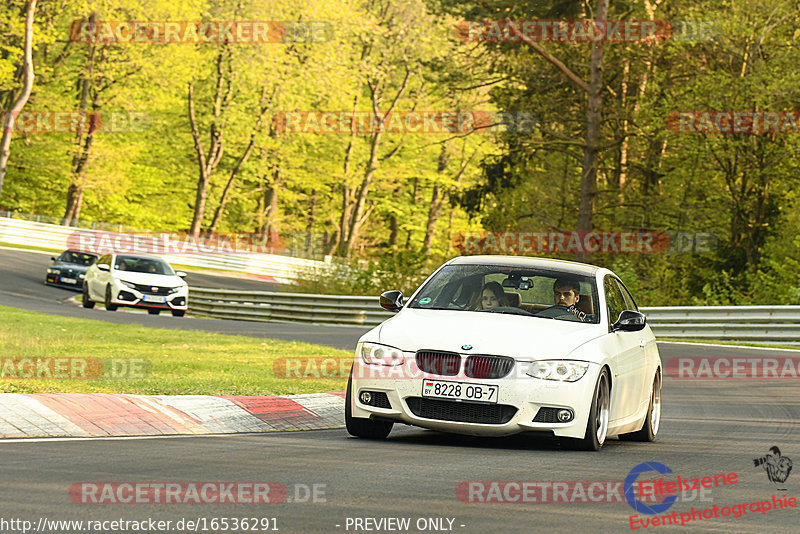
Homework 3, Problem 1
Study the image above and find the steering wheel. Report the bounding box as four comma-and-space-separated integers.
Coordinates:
534, 305, 579, 320
483, 306, 535, 316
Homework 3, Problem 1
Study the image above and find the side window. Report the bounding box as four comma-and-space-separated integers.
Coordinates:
603, 276, 626, 326
98, 254, 110, 266
616, 279, 638, 312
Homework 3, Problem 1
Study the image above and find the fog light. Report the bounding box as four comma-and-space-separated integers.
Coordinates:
359, 392, 372, 404
557, 409, 573, 422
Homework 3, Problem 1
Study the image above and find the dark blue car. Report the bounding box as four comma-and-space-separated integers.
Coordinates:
45, 250, 99, 290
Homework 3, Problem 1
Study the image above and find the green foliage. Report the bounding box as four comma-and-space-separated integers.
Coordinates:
294, 250, 432, 297
1, 0, 799, 304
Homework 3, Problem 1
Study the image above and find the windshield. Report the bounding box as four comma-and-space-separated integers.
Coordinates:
408, 264, 600, 324
114, 255, 175, 275
59, 251, 97, 266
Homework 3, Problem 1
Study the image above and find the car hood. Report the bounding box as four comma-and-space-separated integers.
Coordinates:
53, 262, 90, 273
375, 308, 604, 360
115, 272, 185, 287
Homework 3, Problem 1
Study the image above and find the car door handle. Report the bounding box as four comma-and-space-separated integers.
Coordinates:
639, 340, 646, 348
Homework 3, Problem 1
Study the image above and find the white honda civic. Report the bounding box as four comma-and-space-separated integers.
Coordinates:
82, 254, 189, 317
346, 256, 662, 450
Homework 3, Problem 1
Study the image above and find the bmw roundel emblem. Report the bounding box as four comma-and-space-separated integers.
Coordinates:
461, 344, 472, 351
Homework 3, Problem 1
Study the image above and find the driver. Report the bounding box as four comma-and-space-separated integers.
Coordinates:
472, 281, 509, 310
553, 278, 587, 322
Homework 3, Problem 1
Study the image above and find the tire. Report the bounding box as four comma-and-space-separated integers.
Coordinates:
619, 372, 661, 442
104, 285, 117, 311
148, 309, 160, 315
82, 284, 95, 309
565, 367, 610, 451
345, 371, 393, 439
171, 310, 185, 317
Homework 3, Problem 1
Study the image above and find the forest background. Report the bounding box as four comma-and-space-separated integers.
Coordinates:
1, 0, 799, 305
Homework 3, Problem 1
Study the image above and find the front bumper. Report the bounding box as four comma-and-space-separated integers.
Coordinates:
111, 285, 188, 310
350, 357, 600, 439
45, 273, 84, 290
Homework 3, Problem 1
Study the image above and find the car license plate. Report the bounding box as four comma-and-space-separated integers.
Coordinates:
422, 379, 498, 404
60, 277, 76, 284
143, 295, 166, 303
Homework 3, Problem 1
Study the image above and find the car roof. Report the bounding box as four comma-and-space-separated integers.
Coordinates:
64, 249, 98, 256
447, 255, 601, 276
113, 254, 165, 261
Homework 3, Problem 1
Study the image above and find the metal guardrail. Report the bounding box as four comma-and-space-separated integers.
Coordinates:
188, 290, 800, 344
189, 288, 392, 326
642, 306, 800, 343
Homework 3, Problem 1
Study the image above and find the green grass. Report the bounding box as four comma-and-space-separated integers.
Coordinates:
657, 337, 800, 350
0, 305, 350, 395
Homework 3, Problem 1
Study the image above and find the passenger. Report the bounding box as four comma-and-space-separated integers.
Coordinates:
553, 278, 587, 321
471, 281, 509, 311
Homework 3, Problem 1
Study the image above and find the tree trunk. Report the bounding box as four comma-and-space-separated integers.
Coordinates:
208, 86, 272, 234
206, 138, 253, 234
260, 166, 280, 246
188, 46, 232, 238
335, 93, 360, 256
404, 176, 419, 248
576, 0, 609, 237
389, 209, 399, 248
342, 66, 411, 256
306, 188, 317, 256
64, 33, 97, 226
422, 145, 450, 254
343, 128, 382, 255
0, 0, 36, 204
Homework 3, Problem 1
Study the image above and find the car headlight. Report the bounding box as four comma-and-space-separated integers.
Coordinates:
78, 273, 85, 279
522, 360, 589, 382
358, 342, 405, 366
47, 268, 60, 274
120, 280, 137, 289
167, 286, 184, 294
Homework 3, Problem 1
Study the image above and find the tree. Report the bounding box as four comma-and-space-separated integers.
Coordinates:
0, 0, 36, 203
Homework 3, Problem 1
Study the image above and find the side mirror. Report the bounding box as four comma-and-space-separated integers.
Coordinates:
380, 290, 404, 312
176, 271, 187, 278
612, 310, 646, 332
97, 263, 110, 272
50, 257, 57, 261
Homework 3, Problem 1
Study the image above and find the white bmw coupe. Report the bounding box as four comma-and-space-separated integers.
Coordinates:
346, 256, 662, 451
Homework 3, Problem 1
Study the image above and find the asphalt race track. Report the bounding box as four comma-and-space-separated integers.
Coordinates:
1, 246, 799, 532
0, 247, 365, 350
